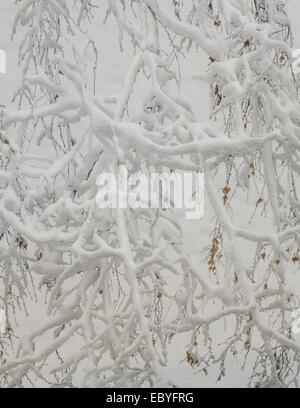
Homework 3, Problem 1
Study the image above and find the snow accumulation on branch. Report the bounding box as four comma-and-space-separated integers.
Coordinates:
0, 0, 300, 388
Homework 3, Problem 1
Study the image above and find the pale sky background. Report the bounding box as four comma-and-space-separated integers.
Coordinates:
0, 0, 300, 388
